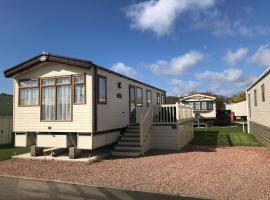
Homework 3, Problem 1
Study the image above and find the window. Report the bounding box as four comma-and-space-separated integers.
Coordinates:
195, 102, 201, 110
254, 89, 257, 106
74, 74, 86, 104
98, 75, 107, 104
248, 93, 251, 117
19, 79, 39, 106
41, 76, 71, 121
136, 87, 143, 107
146, 90, 152, 107
157, 93, 160, 104
189, 102, 194, 108
201, 101, 207, 110
207, 102, 213, 110
261, 84, 265, 102
161, 94, 165, 104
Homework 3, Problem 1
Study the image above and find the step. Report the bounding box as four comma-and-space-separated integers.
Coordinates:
111, 150, 141, 157
118, 141, 140, 146
121, 136, 140, 141
124, 132, 140, 137
127, 125, 139, 129
115, 145, 141, 151
126, 128, 140, 133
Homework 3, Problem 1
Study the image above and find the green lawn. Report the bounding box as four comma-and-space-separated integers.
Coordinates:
0, 144, 30, 161
192, 125, 263, 146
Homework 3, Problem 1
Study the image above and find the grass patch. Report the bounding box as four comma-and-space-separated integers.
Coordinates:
192, 125, 263, 146
0, 144, 30, 161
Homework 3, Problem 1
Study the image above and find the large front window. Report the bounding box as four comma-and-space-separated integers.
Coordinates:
136, 87, 143, 107
19, 79, 39, 106
41, 77, 71, 121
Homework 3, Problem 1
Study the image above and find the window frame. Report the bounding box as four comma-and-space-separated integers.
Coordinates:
18, 79, 40, 107
73, 74, 86, 105
97, 75, 107, 104
146, 90, 152, 107
161, 94, 165, 104
254, 89, 257, 106
261, 84, 265, 102
40, 75, 72, 122
248, 93, 251, 118
136, 87, 143, 107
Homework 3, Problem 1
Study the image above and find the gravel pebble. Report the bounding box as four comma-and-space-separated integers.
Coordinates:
0, 145, 269, 200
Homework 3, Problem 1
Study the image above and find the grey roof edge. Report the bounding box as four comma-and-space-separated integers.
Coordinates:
246, 66, 270, 91
3, 52, 165, 93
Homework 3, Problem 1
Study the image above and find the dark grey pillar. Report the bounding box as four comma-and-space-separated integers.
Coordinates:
30, 145, 43, 157
69, 147, 81, 159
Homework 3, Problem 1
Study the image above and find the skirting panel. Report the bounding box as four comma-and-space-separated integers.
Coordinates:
250, 121, 270, 146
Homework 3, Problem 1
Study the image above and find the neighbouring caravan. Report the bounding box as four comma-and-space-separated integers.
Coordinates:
179, 93, 216, 126
247, 67, 270, 146
4, 53, 194, 158
225, 100, 247, 121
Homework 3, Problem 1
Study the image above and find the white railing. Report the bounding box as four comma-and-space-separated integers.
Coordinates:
139, 106, 153, 154
153, 103, 193, 124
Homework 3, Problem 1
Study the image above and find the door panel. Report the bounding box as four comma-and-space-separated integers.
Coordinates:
129, 85, 136, 124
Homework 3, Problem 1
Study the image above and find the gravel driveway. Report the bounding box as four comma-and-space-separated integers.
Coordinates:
0, 145, 269, 200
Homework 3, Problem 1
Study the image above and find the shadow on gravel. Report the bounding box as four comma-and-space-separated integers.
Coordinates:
0, 176, 208, 200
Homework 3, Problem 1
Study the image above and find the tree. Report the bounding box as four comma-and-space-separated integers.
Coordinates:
166, 96, 179, 104
226, 91, 246, 103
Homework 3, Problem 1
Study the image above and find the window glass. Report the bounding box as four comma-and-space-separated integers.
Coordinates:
41, 76, 71, 121
136, 87, 143, 107
74, 75, 85, 104
98, 76, 107, 103
254, 89, 257, 106
57, 85, 71, 120
261, 84, 265, 102
41, 79, 55, 86
41, 86, 56, 120
161, 94, 165, 104
19, 80, 39, 106
56, 77, 70, 85
74, 75, 84, 83
20, 80, 38, 87
157, 93, 160, 104
195, 102, 201, 110
189, 102, 194, 108
201, 102, 207, 110
207, 102, 213, 110
146, 90, 152, 107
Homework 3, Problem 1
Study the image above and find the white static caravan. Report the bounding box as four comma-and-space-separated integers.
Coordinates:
179, 93, 216, 125
225, 100, 247, 121
246, 67, 270, 146
4, 53, 194, 157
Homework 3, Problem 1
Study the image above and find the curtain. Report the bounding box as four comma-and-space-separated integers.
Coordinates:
74, 85, 85, 103
57, 85, 71, 120
20, 88, 38, 105
41, 87, 56, 120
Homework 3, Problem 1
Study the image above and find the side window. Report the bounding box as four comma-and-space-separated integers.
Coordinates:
19, 79, 39, 106
146, 90, 152, 107
248, 93, 251, 118
136, 87, 143, 107
74, 74, 86, 104
98, 75, 107, 104
254, 89, 257, 106
161, 94, 165, 104
261, 84, 265, 102
157, 93, 160, 104
201, 101, 207, 110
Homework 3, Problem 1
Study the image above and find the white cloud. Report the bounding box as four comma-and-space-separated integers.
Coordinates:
126, 0, 216, 36
171, 79, 201, 96
195, 68, 255, 90
111, 62, 137, 78
249, 45, 270, 67
148, 51, 203, 76
224, 48, 249, 66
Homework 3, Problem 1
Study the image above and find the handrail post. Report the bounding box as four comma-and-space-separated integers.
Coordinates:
175, 102, 179, 121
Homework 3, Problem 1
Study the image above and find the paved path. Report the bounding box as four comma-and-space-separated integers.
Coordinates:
0, 176, 202, 200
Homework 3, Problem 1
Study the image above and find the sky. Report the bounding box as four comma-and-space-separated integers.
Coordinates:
1, 0, 270, 96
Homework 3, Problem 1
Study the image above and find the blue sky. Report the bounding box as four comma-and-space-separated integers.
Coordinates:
1, 0, 270, 96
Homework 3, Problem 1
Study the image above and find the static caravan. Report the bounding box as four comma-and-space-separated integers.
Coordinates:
4, 53, 194, 158
0, 93, 13, 145
225, 100, 247, 121
246, 67, 270, 146
179, 93, 216, 126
